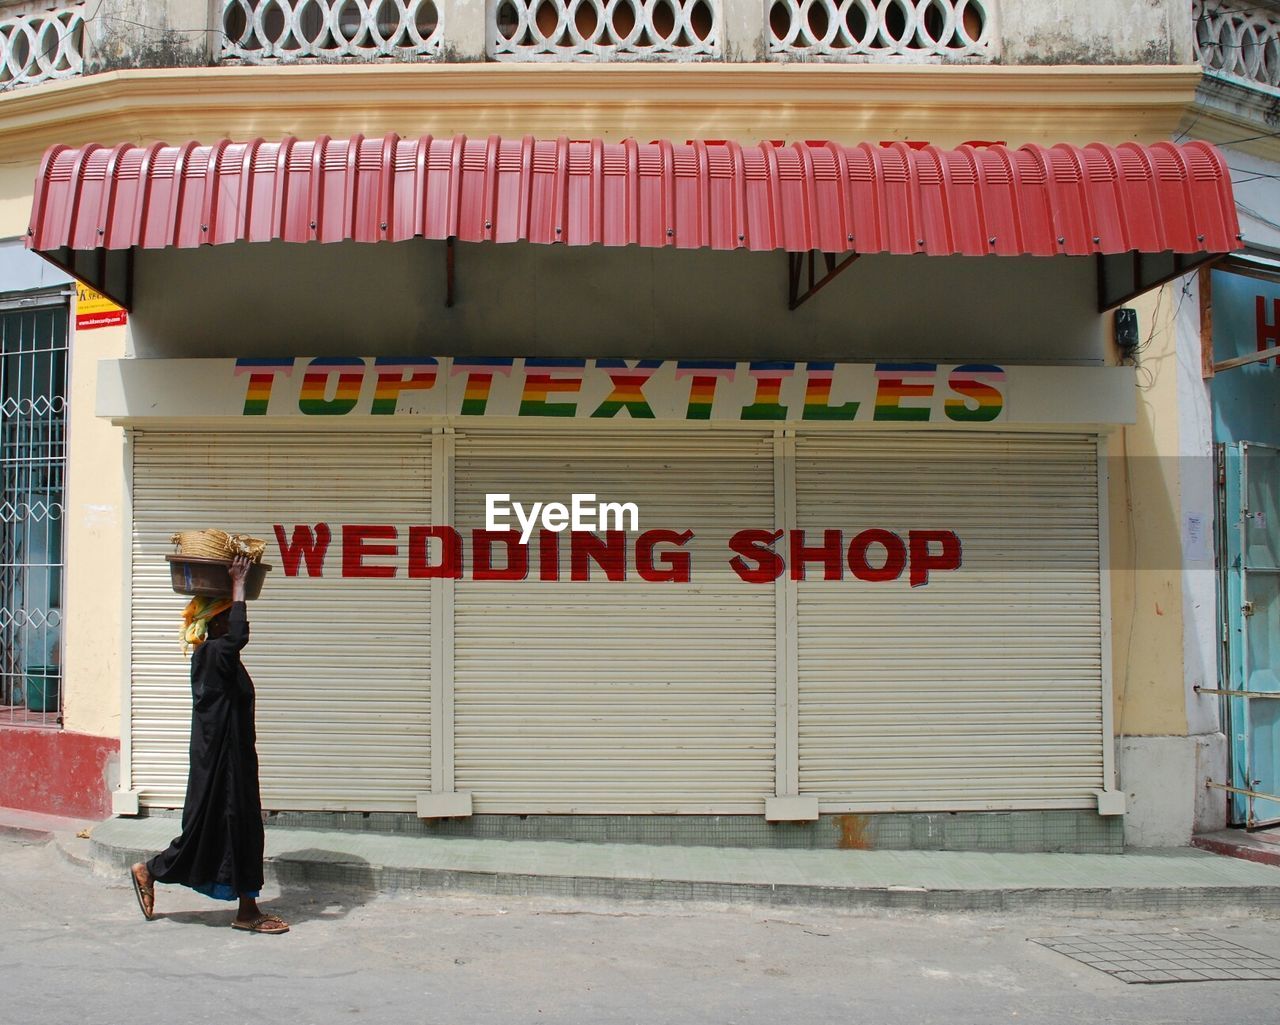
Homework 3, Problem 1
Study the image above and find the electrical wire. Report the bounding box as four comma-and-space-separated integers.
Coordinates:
1235, 199, 1280, 234
1114, 271, 1203, 779
1174, 112, 1206, 145
1195, 2, 1280, 25
1203, 128, 1280, 147
1229, 166, 1280, 180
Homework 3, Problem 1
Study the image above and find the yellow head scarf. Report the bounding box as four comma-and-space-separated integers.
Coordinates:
181, 596, 234, 653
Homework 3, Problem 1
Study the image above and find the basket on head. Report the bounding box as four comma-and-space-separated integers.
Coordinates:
170, 529, 267, 563
170, 529, 235, 561
229, 534, 267, 561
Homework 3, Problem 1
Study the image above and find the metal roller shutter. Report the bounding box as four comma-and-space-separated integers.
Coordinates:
130, 430, 432, 811
794, 432, 1105, 811
452, 430, 777, 813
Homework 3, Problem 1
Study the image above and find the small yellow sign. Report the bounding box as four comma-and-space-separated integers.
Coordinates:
75, 283, 127, 330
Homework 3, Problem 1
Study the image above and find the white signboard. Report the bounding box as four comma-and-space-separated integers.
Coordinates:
98, 357, 1136, 427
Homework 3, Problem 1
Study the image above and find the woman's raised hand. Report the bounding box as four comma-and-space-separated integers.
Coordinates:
229, 554, 251, 602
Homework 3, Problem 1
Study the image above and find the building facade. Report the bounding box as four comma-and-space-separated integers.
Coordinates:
1180, 0, 1280, 832
0, 1, 1254, 850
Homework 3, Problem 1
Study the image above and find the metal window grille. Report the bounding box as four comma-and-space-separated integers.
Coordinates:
0, 305, 67, 728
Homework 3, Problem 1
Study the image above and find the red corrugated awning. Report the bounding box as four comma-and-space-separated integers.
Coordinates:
26, 134, 1241, 309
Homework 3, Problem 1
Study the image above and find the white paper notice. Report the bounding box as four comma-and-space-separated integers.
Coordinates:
1184, 514, 1211, 563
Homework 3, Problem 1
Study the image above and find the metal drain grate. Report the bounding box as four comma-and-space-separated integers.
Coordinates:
1031, 932, 1280, 984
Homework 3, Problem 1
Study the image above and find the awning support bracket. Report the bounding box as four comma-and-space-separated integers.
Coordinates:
1096, 250, 1229, 313
788, 250, 860, 311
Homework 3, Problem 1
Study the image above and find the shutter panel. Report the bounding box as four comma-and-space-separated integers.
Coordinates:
130, 430, 431, 811
452, 430, 776, 813
794, 432, 1105, 810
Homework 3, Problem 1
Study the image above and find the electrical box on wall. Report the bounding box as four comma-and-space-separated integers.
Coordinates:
1114, 308, 1140, 361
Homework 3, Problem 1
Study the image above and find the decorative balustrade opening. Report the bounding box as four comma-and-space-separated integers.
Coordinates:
1194, 0, 1280, 93
768, 0, 990, 60
221, 0, 443, 62
489, 0, 719, 60
0, 4, 84, 89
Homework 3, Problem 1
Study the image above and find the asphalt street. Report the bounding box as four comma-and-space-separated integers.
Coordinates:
5, 834, 1280, 1025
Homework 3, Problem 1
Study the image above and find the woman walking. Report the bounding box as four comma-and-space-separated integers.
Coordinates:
130, 555, 288, 934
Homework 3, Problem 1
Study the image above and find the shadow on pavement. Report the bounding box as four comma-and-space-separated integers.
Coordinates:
142, 850, 378, 929
269, 848, 380, 925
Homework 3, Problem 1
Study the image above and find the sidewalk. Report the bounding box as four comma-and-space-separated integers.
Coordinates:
63, 813, 1280, 914
0, 805, 96, 843
10, 806, 1280, 914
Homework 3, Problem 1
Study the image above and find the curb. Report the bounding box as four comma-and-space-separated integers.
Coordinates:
53, 833, 97, 871
0, 822, 53, 844
89, 837, 1280, 915
1, 809, 105, 869
1192, 835, 1280, 870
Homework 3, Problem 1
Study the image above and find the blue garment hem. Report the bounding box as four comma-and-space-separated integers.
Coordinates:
188, 881, 259, 901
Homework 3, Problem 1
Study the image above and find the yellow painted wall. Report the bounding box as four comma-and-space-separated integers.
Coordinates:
1107, 284, 1189, 738
62, 320, 127, 738
0, 163, 34, 238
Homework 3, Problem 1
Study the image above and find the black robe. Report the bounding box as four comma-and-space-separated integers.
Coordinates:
147, 601, 264, 899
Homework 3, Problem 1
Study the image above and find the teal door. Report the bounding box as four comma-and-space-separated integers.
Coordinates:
1223, 441, 1280, 827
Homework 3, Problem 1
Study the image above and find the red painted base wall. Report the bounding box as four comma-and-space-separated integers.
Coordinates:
0, 728, 119, 819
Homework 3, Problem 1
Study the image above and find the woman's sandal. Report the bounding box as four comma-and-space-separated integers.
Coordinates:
232, 913, 290, 934
129, 866, 154, 921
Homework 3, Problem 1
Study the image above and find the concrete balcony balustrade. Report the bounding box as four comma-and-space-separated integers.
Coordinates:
0, 2, 1205, 85
489, 0, 719, 60
767, 0, 991, 62
1194, 0, 1280, 94
220, 0, 444, 62
1190, 0, 1280, 148
0, 0, 85, 88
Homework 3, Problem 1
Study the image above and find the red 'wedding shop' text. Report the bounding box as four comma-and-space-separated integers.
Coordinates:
271, 524, 963, 588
